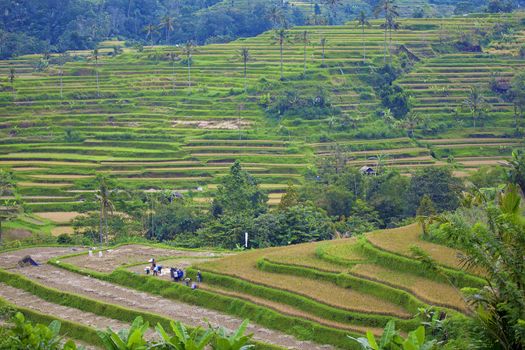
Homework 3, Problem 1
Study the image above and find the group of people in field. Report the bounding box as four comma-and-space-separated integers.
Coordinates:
145, 258, 202, 290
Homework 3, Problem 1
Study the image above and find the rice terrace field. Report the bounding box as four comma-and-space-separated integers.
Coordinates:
1, 13, 525, 234
0, 224, 483, 349
1, 1, 525, 349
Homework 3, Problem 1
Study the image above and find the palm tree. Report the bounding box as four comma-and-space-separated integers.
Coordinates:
95, 175, 115, 245
319, 37, 327, 66
506, 150, 525, 193
56, 53, 69, 99
143, 24, 157, 46
296, 30, 310, 76
272, 29, 290, 80
402, 111, 422, 138
168, 51, 178, 94
356, 11, 371, 63
181, 41, 197, 88
322, 0, 342, 24
463, 85, 488, 128
375, 153, 389, 174
237, 47, 251, 93
160, 15, 175, 44
374, 0, 399, 64
268, 6, 284, 28
91, 49, 100, 98
386, 11, 400, 63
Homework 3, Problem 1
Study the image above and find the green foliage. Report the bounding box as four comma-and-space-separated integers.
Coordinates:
155, 321, 214, 350
264, 86, 339, 120
507, 149, 525, 192
211, 319, 254, 350
197, 214, 253, 249
349, 320, 437, 350
64, 128, 85, 143
431, 183, 525, 349
252, 203, 334, 247
1, 312, 78, 350
212, 161, 268, 218
336, 199, 383, 236
406, 167, 463, 215
468, 166, 507, 189
278, 182, 299, 211
146, 198, 204, 242
0, 168, 23, 244
369, 65, 411, 119
98, 316, 150, 350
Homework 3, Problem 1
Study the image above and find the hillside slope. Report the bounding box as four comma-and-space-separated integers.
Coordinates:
0, 13, 524, 222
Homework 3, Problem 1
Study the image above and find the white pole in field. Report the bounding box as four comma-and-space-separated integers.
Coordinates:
244, 232, 249, 248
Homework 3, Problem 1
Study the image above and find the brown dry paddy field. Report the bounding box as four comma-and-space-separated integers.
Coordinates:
0, 224, 482, 349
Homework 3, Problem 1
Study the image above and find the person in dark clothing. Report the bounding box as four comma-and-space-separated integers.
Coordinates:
152, 263, 158, 276
197, 270, 202, 283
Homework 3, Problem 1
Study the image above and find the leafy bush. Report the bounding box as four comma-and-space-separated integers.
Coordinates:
263, 86, 340, 120
1, 312, 78, 350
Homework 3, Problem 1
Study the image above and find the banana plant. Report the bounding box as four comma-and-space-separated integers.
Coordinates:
97, 316, 150, 350
348, 320, 437, 350
9, 312, 78, 350
211, 319, 254, 350
154, 320, 214, 350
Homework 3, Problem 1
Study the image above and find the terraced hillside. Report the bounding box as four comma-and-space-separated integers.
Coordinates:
0, 14, 524, 233
0, 225, 482, 349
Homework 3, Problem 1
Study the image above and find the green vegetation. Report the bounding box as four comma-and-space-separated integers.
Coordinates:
1, 3, 525, 350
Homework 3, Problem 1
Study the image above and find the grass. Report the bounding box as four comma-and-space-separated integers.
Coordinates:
366, 224, 464, 269
197, 248, 412, 317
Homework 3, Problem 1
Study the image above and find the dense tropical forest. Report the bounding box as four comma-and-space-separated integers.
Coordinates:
1, 0, 525, 349
1, 0, 524, 58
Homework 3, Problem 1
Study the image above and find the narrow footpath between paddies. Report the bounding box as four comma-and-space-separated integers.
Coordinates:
1, 249, 333, 350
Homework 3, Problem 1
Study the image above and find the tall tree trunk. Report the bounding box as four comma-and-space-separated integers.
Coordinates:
384, 18, 387, 64
99, 204, 103, 246
187, 55, 191, 88
104, 207, 109, 245
172, 61, 176, 94
243, 60, 247, 93
303, 43, 307, 75
60, 70, 63, 99
388, 28, 392, 65
280, 41, 284, 80
514, 104, 518, 130
362, 25, 366, 63
127, 0, 132, 17
322, 43, 325, 66
95, 60, 100, 98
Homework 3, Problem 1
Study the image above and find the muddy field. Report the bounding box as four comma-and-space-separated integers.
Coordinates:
127, 257, 215, 279
4, 258, 329, 350
0, 247, 85, 269
62, 244, 223, 273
